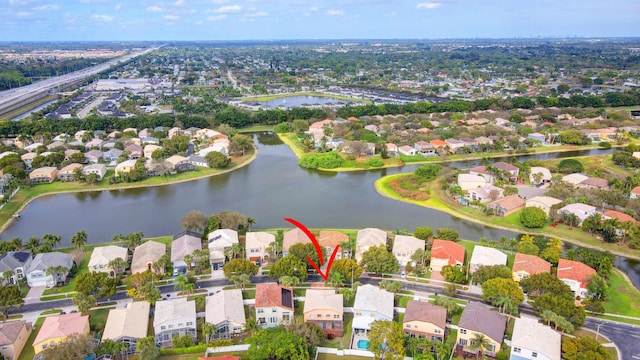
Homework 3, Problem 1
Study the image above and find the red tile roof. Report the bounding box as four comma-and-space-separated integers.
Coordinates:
632, 186, 640, 195
430, 240, 465, 265
512, 253, 551, 276
403, 301, 446, 330
318, 231, 348, 249
255, 283, 294, 310
557, 259, 596, 289
603, 210, 637, 223
430, 139, 447, 147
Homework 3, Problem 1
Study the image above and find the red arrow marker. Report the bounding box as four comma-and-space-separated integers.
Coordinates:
284, 217, 339, 281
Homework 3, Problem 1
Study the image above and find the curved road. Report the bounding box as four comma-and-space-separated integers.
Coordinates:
16, 274, 639, 359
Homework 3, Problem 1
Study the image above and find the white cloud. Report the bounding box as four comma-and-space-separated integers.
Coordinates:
114, 4, 121, 10
33, 4, 59, 10
80, 0, 109, 3
91, 14, 114, 21
173, 0, 185, 6
211, 0, 229, 3
310, 6, 319, 12
207, 14, 227, 21
164, 14, 179, 20
247, 11, 268, 17
213, 4, 241, 13
325, 9, 344, 16
416, 2, 442, 9
146, 6, 163, 12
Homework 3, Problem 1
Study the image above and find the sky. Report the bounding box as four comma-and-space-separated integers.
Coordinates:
2, 0, 639, 41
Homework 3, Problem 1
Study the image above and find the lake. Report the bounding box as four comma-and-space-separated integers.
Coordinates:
3, 132, 637, 287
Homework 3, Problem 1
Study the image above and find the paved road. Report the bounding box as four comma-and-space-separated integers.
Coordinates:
15, 274, 640, 359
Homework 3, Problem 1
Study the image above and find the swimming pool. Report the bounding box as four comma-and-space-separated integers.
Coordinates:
357, 339, 370, 349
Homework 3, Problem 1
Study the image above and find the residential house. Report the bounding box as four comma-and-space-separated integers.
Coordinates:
469, 166, 495, 184
84, 150, 103, 164
445, 138, 465, 153
102, 301, 150, 355
557, 203, 597, 226
130, 241, 166, 274
198, 145, 228, 157
510, 316, 561, 360
456, 302, 506, 358
561, 173, 589, 186
403, 301, 446, 342
355, 228, 387, 262
25, 252, 73, 288
430, 240, 465, 273
168, 127, 183, 138
578, 177, 609, 190
82, 164, 107, 180
466, 184, 504, 203
205, 289, 246, 340
74, 130, 88, 142
318, 231, 350, 260
631, 186, 640, 199
115, 159, 138, 176
398, 145, 417, 156
189, 155, 209, 168
430, 139, 447, 152
154, 298, 197, 348
164, 155, 192, 172
386, 143, 398, 157
603, 209, 636, 223
171, 232, 202, 273
57, 163, 83, 181
46, 141, 64, 150
486, 195, 526, 217
84, 138, 103, 149
527, 133, 546, 143
103, 148, 123, 163
469, 246, 508, 274
475, 136, 493, 146
457, 174, 488, 190
512, 253, 551, 282
124, 144, 143, 159
352, 284, 394, 340
21, 153, 36, 169
392, 235, 425, 266
304, 289, 344, 337
414, 141, 435, 156
29, 167, 58, 183
557, 259, 597, 299
529, 167, 552, 185
493, 162, 520, 181
144, 145, 162, 160
33, 313, 90, 356
0, 251, 32, 285
283, 228, 310, 256
208, 229, 239, 271
525, 196, 562, 216
0, 320, 31, 360
255, 283, 294, 328
245, 232, 275, 264
88, 245, 128, 277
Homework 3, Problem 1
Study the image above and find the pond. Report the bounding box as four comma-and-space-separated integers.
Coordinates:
254, 95, 362, 109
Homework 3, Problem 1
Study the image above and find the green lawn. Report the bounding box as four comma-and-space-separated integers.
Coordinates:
604, 269, 640, 317
17, 317, 45, 360
40, 309, 62, 315
89, 308, 111, 333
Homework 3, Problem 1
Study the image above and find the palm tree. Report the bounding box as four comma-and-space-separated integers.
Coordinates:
71, 230, 88, 250
468, 333, 491, 359
329, 271, 344, 290
540, 310, 557, 326
224, 243, 243, 260
174, 273, 194, 294
108, 257, 127, 277
25, 237, 41, 255
9, 238, 23, 251
183, 254, 193, 271
46, 265, 69, 286
42, 234, 61, 249
2, 270, 14, 285
246, 217, 256, 231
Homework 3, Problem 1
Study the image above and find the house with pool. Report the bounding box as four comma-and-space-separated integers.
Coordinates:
350, 284, 394, 349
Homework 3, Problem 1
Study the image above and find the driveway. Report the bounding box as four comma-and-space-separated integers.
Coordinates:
24, 286, 46, 304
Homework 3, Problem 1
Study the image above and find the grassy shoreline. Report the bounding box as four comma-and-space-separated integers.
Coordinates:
0, 149, 258, 234
277, 132, 625, 172
374, 173, 640, 261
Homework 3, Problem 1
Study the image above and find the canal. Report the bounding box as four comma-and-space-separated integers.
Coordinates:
2, 132, 637, 286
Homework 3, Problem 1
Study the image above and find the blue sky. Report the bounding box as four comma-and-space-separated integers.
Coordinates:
2, 0, 639, 41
